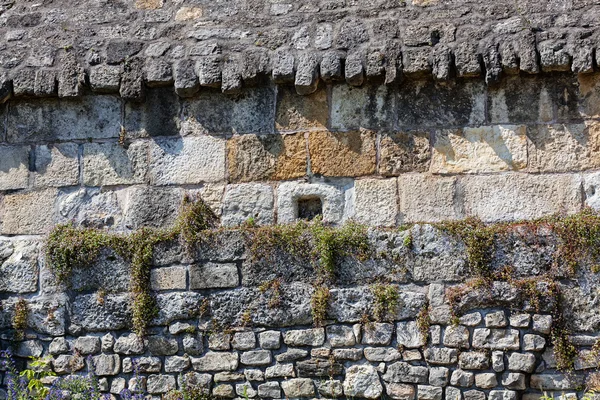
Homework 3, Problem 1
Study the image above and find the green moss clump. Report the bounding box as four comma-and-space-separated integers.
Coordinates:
311, 286, 330, 327
416, 304, 431, 346
371, 283, 399, 322
12, 298, 28, 341
176, 194, 219, 244
259, 278, 282, 309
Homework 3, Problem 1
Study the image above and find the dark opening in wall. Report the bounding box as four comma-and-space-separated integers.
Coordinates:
297, 197, 323, 220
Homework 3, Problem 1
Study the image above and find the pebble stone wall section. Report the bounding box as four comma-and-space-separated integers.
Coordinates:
2, 0, 600, 399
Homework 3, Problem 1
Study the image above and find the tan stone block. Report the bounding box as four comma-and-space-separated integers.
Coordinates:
151, 266, 187, 291
227, 133, 306, 182
578, 72, 600, 118
353, 178, 398, 227
1, 189, 57, 234
528, 123, 600, 172
398, 174, 461, 223
134, 0, 163, 9
0, 145, 30, 191
276, 86, 328, 132
33, 143, 79, 188
175, 7, 203, 21
461, 173, 582, 222
83, 141, 148, 186
379, 131, 430, 176
308, 130, 376, 177
431, 126, 528, 174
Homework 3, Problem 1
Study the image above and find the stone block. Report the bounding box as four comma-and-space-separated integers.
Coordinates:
508, 352, 536, 373
343, 365, 383, 399
240, 350, 272, 366
509, 313, 530, 328
317, 380, 343, 398
450, 369, 474, 387
16, 340, 43, 358
1, 189, 57, 235
148, 336, 178, 356
397, 80, 485, 128
472, 328, 520, 350
396, 321, 425, 349
431, 126, 528, 174
92, 354, 120, 376
364, 347, 402, 362
147, 375, 176, 394
124, 87, 180, 138
71, 293, 132, 331
181, 87, 275, 134
428, 366, 449, 386
55, 187, 123, 229
276, 85, 328, 131
227, 133, 307, 182
488, 390, 517, 400
0, 240, 39, 293
523, 334, 546, 352
330, 84, 394, 131
74, 336, 101, 354
189, 262, 239, 289
379, 131, 431, 176
459, 312, 482, 326
83, 141, 148, 186
259, 331, 281, 350
530, 374, 582, 391
385, 383, 416, 400
120, 186, 183, 230
485, 311, 508, 328
7, 96, 121, 143
148, 136, 226, 185
502, 373, 526, 391
53, 355, 85, 375
276, 179, 351, 224
308, 130, 376, 177
153, 292, 203, 326
232, 331, 256, 350
416, 385, 442, 400
284, 328, 325, 347
424, 348, 459, 365
0, 145, 29, 190
475, 373, 497, 389
281, 378, 315, 398
32, 143, 79, 187
398, 175, 461, 223
528, 123, 600, 172
353, 178, 398, 227
221, 183, 274, 226
150, 266, 187, 291
461, 173, 582, 222
443, 325, 470, 349
362, 323, 394, 346
459, 352, 490, 370
192, 352, 238, 372
327, 325, 356, 347
258, 382, 281, 398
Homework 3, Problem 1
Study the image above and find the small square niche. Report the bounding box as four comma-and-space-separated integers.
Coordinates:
297, 196, 323, 220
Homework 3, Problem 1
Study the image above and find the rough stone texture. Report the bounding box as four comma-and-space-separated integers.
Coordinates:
1, 189, 57, 234
32, 143, 79, 187
148, 136, 226, 185
308, 130, 376, 177
276, 86, 328, 131
379, 131, 431, 176
189, 263, 239, 290
398, 175, 461, 223
0, 145, 31, 190
83, 141, 148, 186
343, 365, 383, 399
353, 178, 398, 227
226, 133, 307, 183
221, 183, 274, 227
276, 180, 350, 224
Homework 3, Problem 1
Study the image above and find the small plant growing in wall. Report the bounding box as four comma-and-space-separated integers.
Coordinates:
311, 285, 330, 327
12, 298, 28, 341
370, 283, 399, 322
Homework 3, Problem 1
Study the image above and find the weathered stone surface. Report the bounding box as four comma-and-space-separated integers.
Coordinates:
148, 136, 226, 185
424, 348, 459, 365
353, 178, 398, 227
221, 183, 274, 226
114, 333, 145, 355
461, 173, 582, 222
416, 385, 443, 400
32, 143, 79, 188
150, 266, 187, 291
331, 84, 393, 130
450, 369, 474, 387
0, 240, 39, 293
397, 321, 425, 349
53, 355, 85, 375
276, 86, 327, 131
7, 97, 121, 143
362, 323, 394, 346
398, 175, 462, 223
343, 365, 383, 399
82, 141, 148, 186
443, 325, 470, 349
0, 145, 30, 190
502, 372, 526, 390
428, 367, 449, 387
92, 354, 121, 376
488, 390, 518, 400
153, 292, 203, 326
507, 352, 536, 373
431, 126, 527, 174
509, 313, 530, 328
385, 383, 416, 400
56, 187, 122, 229
379, 131, 431, 176
523, 334, 546, 351
308, 130, 376, 177
190, 263, 239, 289
475, 373, 497, 389
363, 347, 402, 362
227, 133, 307, 183
49, 337, 69, 355
485, 311, 508, 328
459, 352, 490, 370
15, 340, 43, 358
532, 314, 553, 334
192, 352, 238, 372
280, 378, 315, 398
240, 350, 272, 366
530, 374, 583, 391
383, 362, 429, 384
258, 331, 281, 350
472, 329, 520, 350
147, 375, 176, 394
74, 336, 101, 354
276, 180, 349, 224
147, 336, 178, 356
165, 356, 190, 373
327, 325, 356, 347
283, 328, 325, 347
1, 189, 57, 234
71, 293, 132, 331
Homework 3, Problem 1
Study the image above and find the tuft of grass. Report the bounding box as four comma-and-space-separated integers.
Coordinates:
12, 298, 28, 341
416, 304, 431, 347
311, 286, 330, 327
370, 283, 399, 322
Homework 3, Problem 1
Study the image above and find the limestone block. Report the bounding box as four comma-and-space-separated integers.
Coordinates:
281, 378, 315, 398
92, 354, 121, 376
424, 348, 459, 365
148, 337, 178, 356
579, 72, 600, 119
120, 186, 186, 230
258, 382, 281, 398
181, 87, 275, 134
330, 84, 394, 131
165, 356, 190, 373
385, 383, 415, 400
1, 188, 57, 234
397, 80, 485, 128
276, 85, 328, 131
353, 178, 398, 227
472, 328, 520, 350
443, 325, 470, 349
461, 173, 582, 222
308, 130, 376, 177
363, 347, 402, 362
57, 187, 123, 229
284, 328, 325, 346
15, 340, 43, 358
326, 325, 356, 347
485, 311, 508, 328
189, 262, 239, 289
509, 313, 530, 328
544, 123, 600, 172
227, 133, 307, 182
0, 240, 39, 293
74, 336, 101, 354
396, 321, 425, 349
192, 352, 239, 372
379, 131, 431, 175
53, 355, 84, 375
459, 352, 490, 370
232, 332, 256, 350
7, 96, 121, 143
240, 350, 272, 366
71, 293, 132, 331
343, 365, 383, 399
276, 180, 351, 224
33, 143, 79, 187
258, 331, 281, 350
153, 292, 203, 325
124, 87, 179, 138
149, 136, 226, 185
221, 183, 274, 226
428, 366, 449, 386
501, 373, 526, 391
89, 65, 121, 92
150, 266, 187, 291
362, 323, 394, 345
450, 369, 474, 387
416, 385, 442, 400
475, 373, 497, 389
398, 174, 461, 223
146, 375, 176, 394
83, 141, 148, 186
0, 145, 29, 190
431, 126, 528, 174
